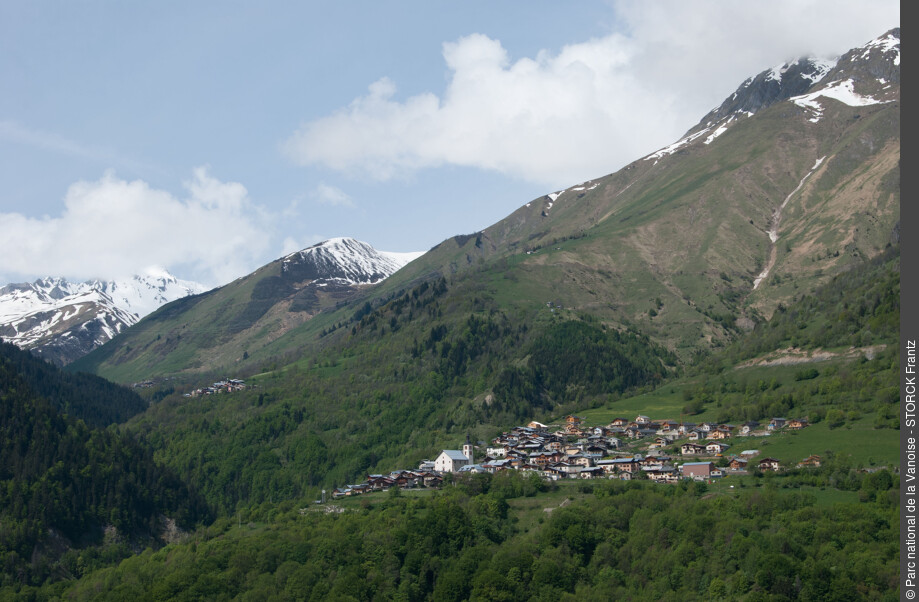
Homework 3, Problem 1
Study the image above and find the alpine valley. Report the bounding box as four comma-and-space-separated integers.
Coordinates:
1, 29, 901, 600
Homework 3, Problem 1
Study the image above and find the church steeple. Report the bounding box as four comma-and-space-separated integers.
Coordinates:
463, 433, 474, 464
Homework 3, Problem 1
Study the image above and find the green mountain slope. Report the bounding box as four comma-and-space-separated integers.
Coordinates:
5, 243, 900, 598
126, 272, 677, 513
118, 240, 898, 515
72, 31, 899, 385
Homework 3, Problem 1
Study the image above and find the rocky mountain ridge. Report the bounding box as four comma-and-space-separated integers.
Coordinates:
0, 270, 208, 365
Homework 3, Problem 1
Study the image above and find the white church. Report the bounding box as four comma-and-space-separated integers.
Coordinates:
433, 436, 475, 473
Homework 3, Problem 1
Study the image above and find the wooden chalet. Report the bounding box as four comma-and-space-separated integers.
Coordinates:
705, 442, 730, 455
646, 466, 680, 483
758, 457, 781, 472
728, 457, 749, 471
707, 429, 731, 440
681, 443, 707, 456
798, 454, 822, 467
579, 466, 604, 479
564, 415, 585, 433
740, 421, 760, 435
768, 418, 787, 430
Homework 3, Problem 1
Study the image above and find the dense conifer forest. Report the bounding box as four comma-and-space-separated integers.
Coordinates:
0, 347, 212, 586
0, 341, 147, 427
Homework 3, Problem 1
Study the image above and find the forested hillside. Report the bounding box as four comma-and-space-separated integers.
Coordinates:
128, 272, 677, 514
0, 341, 146, 427
21, 469, 898, 601
0, 351, 212, 586
0, 229, 900, 602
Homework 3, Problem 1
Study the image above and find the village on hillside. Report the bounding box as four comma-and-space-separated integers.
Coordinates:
183, 378, 248, 397
330, 414, 820, 499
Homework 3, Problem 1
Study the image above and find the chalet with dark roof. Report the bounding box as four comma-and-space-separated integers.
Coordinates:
758, 457, 781, 472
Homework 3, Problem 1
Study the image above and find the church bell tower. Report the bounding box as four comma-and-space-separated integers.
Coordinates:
463, 433, 474, 464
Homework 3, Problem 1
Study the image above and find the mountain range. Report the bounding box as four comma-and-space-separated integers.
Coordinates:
0, 269, 208, 366
70, 28, 899, 385
0, 240, 423, 367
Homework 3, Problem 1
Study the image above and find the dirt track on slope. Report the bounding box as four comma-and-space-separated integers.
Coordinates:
734, 344, 886, 369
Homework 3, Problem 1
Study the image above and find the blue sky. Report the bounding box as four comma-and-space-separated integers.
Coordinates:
0, 0, 899, 286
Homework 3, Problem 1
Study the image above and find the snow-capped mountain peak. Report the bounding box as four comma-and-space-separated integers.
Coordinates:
787, 28, 899, 124
95, 268, 209, 319
645, 28, 898, 162
0, 269, 209, 365
283, 237, 423, 285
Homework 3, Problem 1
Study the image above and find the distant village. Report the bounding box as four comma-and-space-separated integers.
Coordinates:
331, 414, 819, 499
183, 378, 248, 397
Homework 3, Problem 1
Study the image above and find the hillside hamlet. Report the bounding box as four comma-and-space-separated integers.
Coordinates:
330, 414, 815, 499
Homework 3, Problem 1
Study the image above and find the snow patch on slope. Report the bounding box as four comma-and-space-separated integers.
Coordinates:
799, 58, 837, 83
537, 180, 600, 215
704, 116, 736, 145
790, 79, 889, 123
644, 127, 712, 162
766, 63, 789, 82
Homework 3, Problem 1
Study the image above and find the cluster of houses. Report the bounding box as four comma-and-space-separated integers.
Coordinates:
591, 414, 810, 443
331, 469, 445, 498
331, 437, 478, 499
184, 378, 247, 397
329, 415, 817, 498
462, 415, 800, 483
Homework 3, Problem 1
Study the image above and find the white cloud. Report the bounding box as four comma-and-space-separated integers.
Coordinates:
312, 182, 354, 207
0, 168, 274, 286
284, 0, 898, 189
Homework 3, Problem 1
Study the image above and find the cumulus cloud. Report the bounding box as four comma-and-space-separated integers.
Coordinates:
0, 168, 274, 286
312, 182, 354, 207
283, 0, 898, 189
